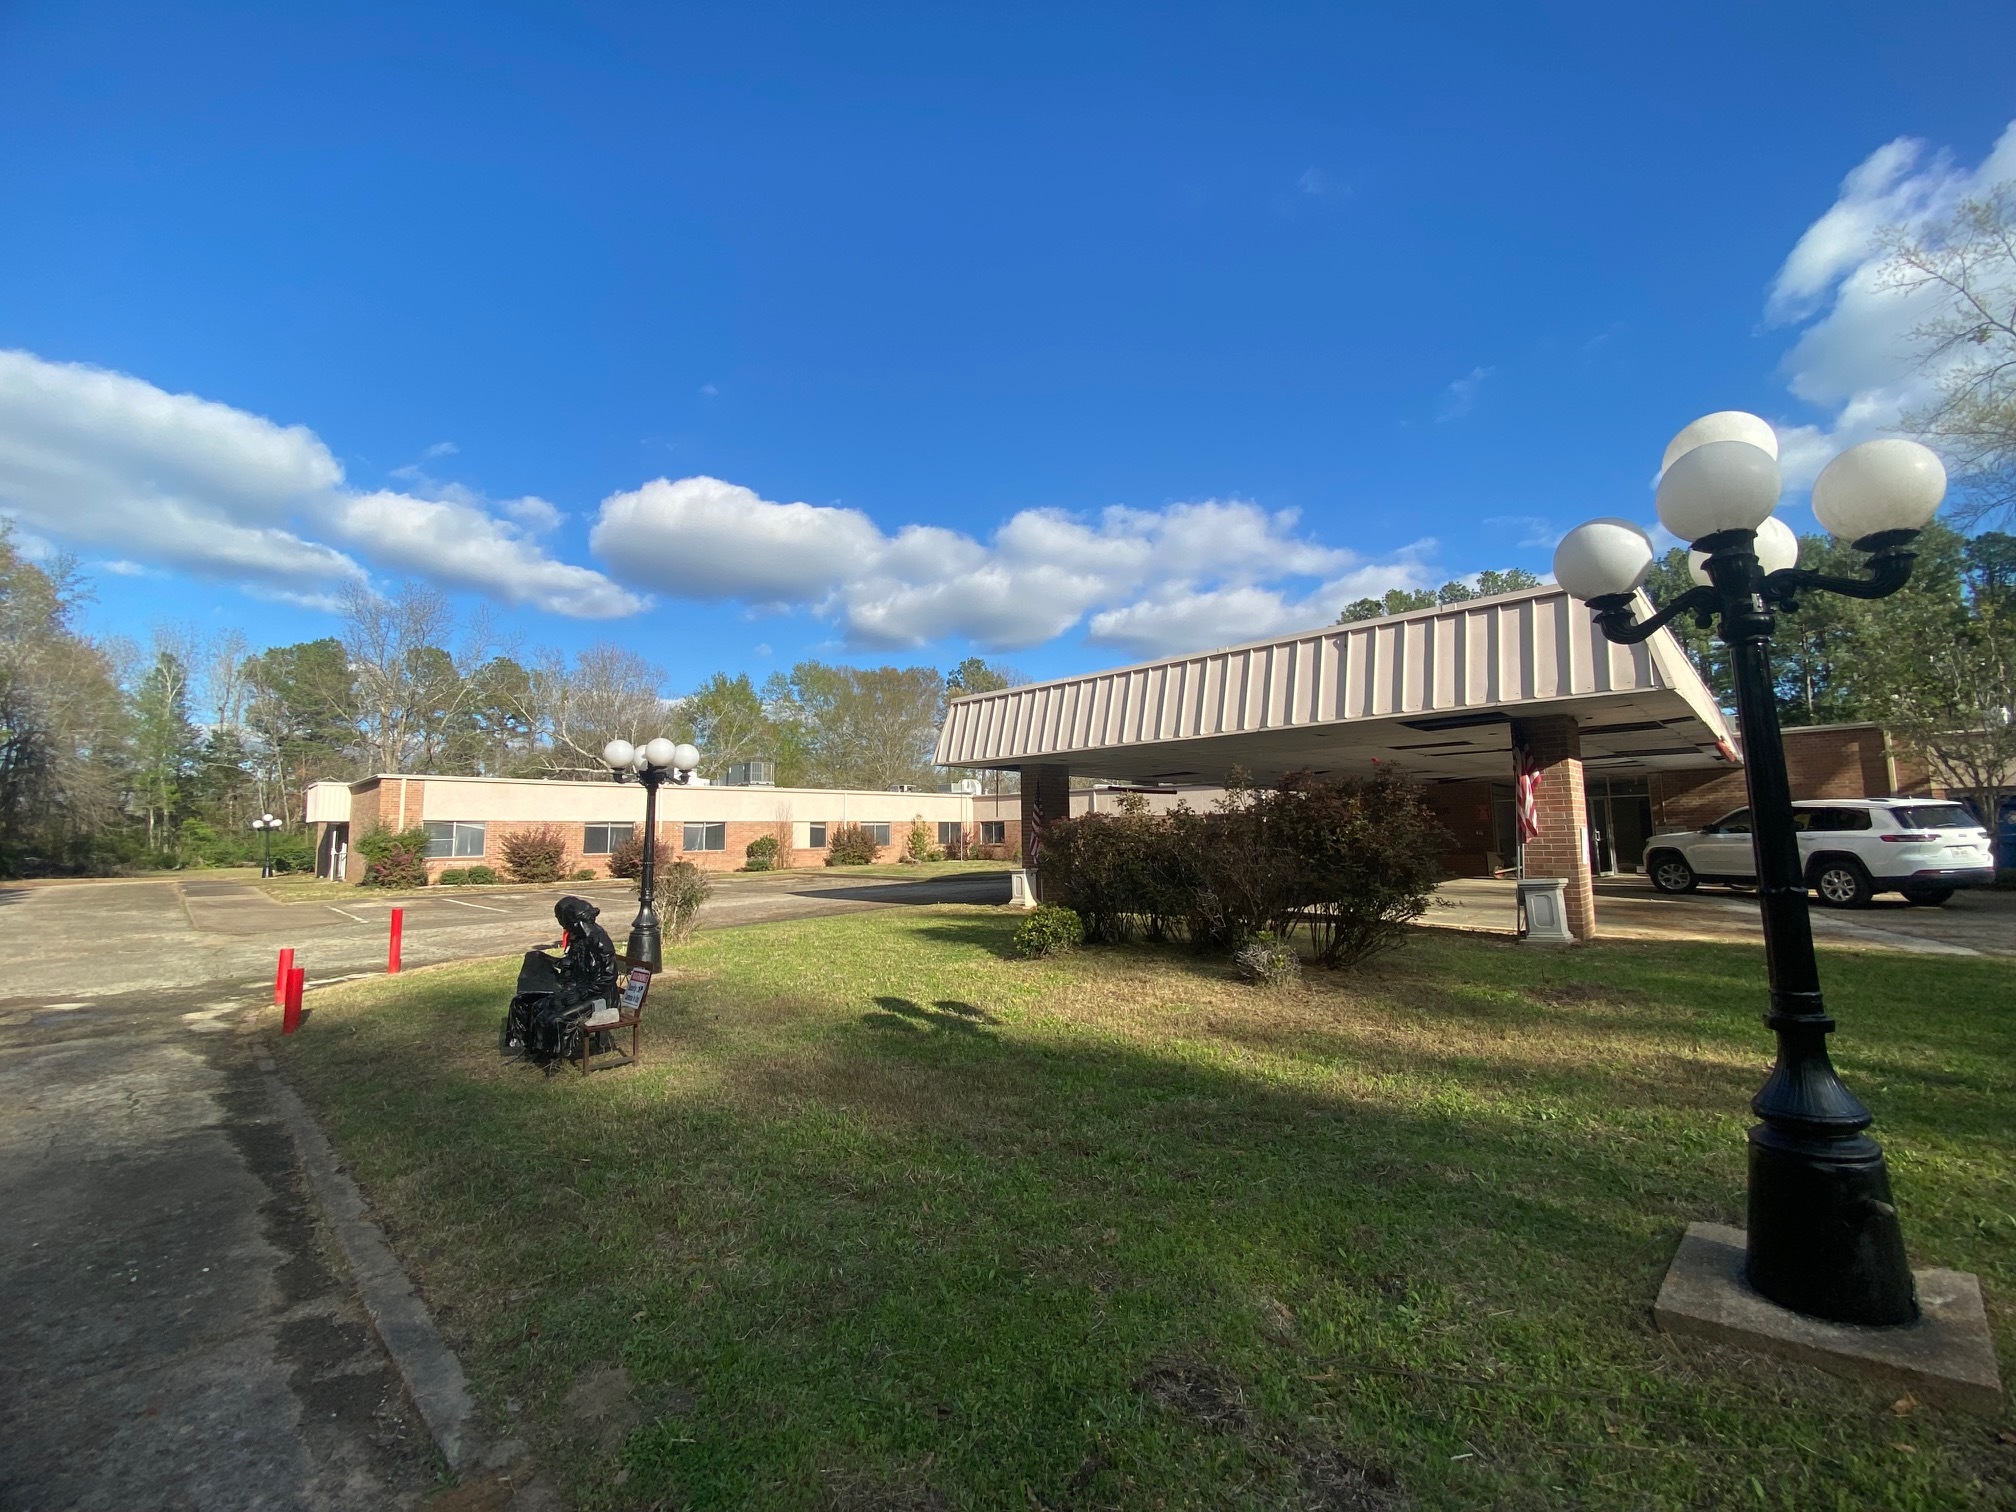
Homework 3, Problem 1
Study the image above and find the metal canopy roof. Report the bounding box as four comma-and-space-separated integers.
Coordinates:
935, 586, 1738, 786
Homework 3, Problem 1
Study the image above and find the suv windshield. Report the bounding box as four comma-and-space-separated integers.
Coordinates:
1711, 810, 1751, 833
1891, 804, 1981, 830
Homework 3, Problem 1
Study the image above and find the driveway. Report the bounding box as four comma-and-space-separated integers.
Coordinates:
0, 867, 1011, 1511
1424, 873, 2015, 956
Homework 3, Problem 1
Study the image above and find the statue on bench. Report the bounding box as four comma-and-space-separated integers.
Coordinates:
503, 895, 620, 1072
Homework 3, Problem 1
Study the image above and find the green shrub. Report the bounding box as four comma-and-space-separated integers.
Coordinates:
745, 834, 780, 871
465, 864, 500, 885
357, 826, 430, 889
1013, 903, 1084, 958
268, 830, 315, 874
500, 824, 568, 884
571, 868, 597, 881
825, 823, 880, 865
652, 859, 713, 945
1039, 770, 1446, 968
606, 832, 645, 880
439, 868, 469, 885
904, 818, 942, 863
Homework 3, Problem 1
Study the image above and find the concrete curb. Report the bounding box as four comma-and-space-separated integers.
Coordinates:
257, 1051, 481, 1474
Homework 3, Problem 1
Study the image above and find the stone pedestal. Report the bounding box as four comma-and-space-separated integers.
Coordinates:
1653, 1222, 2003, 1411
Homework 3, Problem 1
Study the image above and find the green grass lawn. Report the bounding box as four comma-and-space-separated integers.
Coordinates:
275, 908, 2016, 1511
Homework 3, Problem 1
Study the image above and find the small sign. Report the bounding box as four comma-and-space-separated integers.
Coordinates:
619, 967, 651, 1014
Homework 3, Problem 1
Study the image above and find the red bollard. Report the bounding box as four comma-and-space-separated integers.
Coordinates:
283, 966, 305, 1034
274, 947, 294, 1007
388, 907, 403, 974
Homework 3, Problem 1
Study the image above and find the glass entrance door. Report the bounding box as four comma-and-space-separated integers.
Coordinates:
1585, 778, 1652, 875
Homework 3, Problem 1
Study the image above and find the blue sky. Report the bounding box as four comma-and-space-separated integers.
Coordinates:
3, 1, 2013, 696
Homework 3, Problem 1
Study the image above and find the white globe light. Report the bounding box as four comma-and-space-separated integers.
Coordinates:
643, 736, 678, 769
1661, 410, 1780, 474
1553, 518, 1654, 601
1810, 438, 1946, 543
1655, 439, 1781, 543
1688, 514, 1798, 584
602, 739, 636, 771
671, 742, 700, 772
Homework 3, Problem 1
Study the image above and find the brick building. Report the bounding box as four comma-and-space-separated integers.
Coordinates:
304, 774, 981, 884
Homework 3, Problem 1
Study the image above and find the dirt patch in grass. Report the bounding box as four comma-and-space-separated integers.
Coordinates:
1133, 1358, 1250, 1432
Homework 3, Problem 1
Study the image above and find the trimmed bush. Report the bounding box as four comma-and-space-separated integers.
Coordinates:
606, 832, 645, 880
500, 824, 569, 884
439, 868, 469, 885
465, 865, 500, 885
825, 823, 880, 865
357, 826, 429, 889
653, 859, 713, 945
571, 868, 597, 881
1038, 769, 1446, 969
745, 834, 780, 872
1234, 931, 1302, 990
1013, 904, 1084, 958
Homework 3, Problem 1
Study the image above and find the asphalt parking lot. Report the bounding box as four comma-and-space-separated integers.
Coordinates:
1425, 872, 2015, 956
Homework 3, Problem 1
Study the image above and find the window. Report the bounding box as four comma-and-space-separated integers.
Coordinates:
980, 820, 1007, 845
807, 822, 828, 848
1794, 808, 1872, 833
938, 822, 963, 846
682, 821, 726, 851
424, 821, 486, 858
865, 822, 892, 846
582, 822, 634, 855
1892, 804, 1981, 830
1709, 809, 1751, 834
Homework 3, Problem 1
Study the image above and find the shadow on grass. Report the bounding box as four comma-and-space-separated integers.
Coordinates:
862, 995, 1001, 1036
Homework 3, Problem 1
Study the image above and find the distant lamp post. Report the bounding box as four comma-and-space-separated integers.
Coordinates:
1553, 414, 1945, 1327
601, 738, 700, 973
251, 813, 282, 879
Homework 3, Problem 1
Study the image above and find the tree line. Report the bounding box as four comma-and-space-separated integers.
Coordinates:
0, 534, 1022, 877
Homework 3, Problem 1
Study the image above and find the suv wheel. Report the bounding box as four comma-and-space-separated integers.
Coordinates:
1901, 886, 1954, 906
1811, 858, 1874, 908
1648, 852, 1697, 894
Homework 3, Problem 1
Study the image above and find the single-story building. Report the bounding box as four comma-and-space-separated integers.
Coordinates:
303, 774, 988, 884
935, 583, 1948, 941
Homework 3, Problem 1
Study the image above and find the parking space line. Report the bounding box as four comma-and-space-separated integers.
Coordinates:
441, 898, 509, 913
326, 905, 370, 924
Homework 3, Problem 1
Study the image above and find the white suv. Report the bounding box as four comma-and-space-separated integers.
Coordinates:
1644, 799, 1996, 908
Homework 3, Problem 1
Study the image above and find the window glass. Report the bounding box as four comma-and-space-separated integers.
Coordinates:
1804, 808, 1872, 832
425, 821, 485, 858
980, 821, 1006, 845
582, 822, 634, 855
1713, 810, 1751, 834
682, 821, 726, 851
937, 822, 962, 845
808, 822, 828, 847
1892, 804, 1980, 830
866, 822, 892, 846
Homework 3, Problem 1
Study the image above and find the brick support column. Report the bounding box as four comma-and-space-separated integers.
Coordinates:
1516, 715, 1597, 942
1019, 764, 1071, 901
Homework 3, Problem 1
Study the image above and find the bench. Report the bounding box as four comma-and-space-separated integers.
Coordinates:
574, 964, 653, 1075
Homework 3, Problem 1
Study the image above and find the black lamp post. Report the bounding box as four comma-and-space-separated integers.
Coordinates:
1553, 414, 1948, 1326
601, 737, 699, 973
252, 812, 281, 879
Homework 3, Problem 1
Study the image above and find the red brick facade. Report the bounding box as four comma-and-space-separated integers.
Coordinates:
1515, 715, 1596, 942
1647, 723, 1938, 834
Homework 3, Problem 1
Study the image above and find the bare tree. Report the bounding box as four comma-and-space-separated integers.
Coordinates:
1881, 183, 2016, 529
338, 581, 490, 774
532, 643, 669, 774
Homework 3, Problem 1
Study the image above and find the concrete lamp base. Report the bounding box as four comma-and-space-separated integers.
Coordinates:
1009, 869, 1039, 909
1653, 1223, 2003, 1411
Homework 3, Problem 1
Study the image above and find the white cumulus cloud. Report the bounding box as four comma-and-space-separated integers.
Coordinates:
0, 350, 641, 617
1766, 121, 2016, 486
591, 479, 1432, 656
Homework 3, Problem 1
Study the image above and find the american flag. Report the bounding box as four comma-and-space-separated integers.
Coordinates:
1513, 733, 1543, 843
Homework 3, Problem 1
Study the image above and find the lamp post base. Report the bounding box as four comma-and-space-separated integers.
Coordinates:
1745, 1124, 1917, 1325
1655, 1222, 2000, 1410
625, 917, 663, 975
